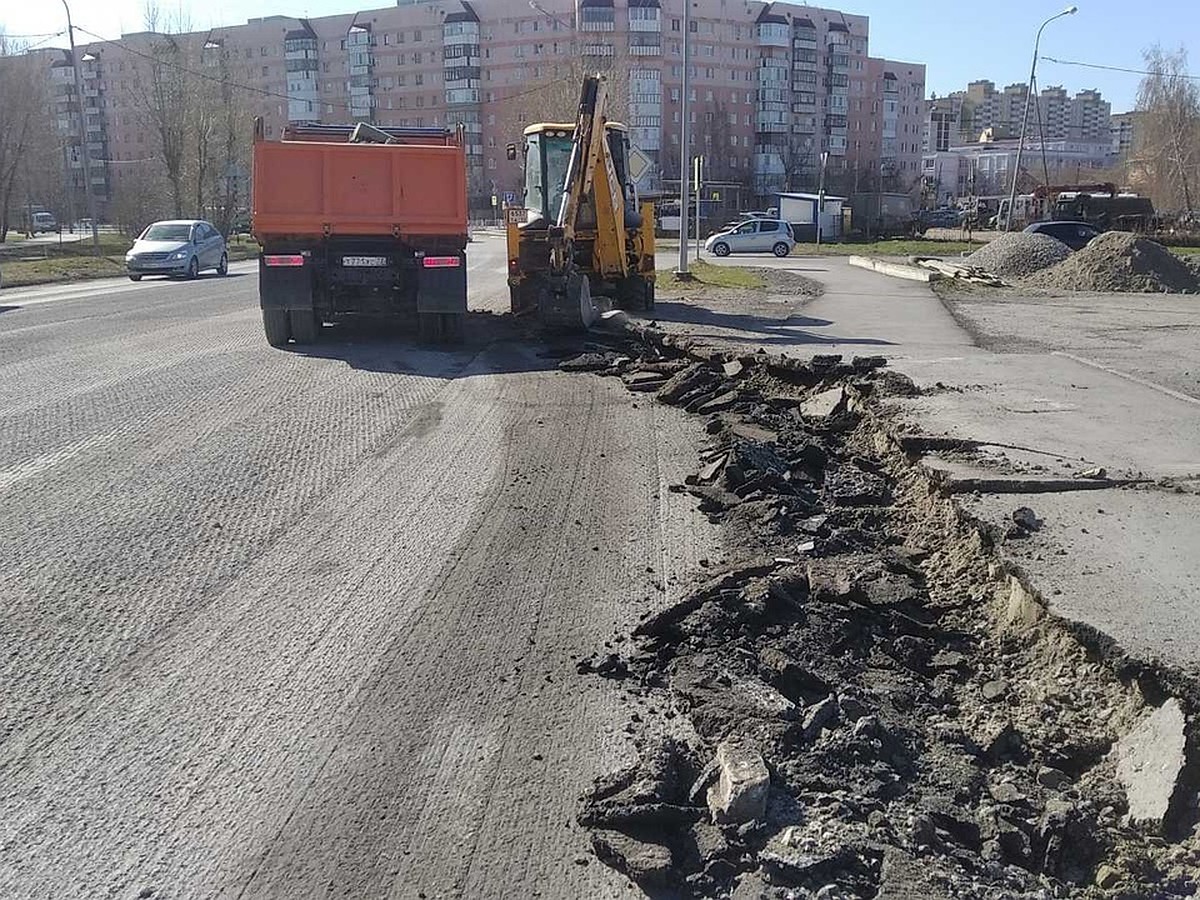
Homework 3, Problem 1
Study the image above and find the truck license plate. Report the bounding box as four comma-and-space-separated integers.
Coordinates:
342, 255, 388, 267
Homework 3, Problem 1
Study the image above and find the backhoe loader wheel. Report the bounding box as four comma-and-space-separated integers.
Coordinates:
617, 276, 654, 313
712, 242, 730, 257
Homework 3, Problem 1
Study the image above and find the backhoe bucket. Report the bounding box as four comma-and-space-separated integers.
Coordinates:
537, 269, 599, 331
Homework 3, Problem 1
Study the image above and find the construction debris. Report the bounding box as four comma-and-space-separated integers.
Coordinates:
1113, 699, 1188, 832
567, 337, 1200, 899
912, 257, 1006, 287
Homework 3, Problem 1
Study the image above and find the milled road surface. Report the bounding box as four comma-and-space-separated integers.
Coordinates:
0, 239, 718, 898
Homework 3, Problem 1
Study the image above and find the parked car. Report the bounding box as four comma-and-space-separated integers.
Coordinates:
125, 219, 228, 281
1022, 220, 1102, 251
916, 207, 963, 230
31, 212, 58, 234
705, 219, 795, 257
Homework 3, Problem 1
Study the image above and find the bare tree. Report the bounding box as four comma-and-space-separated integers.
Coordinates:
125, 5, 192, 217
1135, 45, 1199, 213
779, 133, 815, 193
0, 37, 48, 241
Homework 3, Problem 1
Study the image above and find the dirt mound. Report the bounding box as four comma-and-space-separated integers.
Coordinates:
1028, 231, 1200, 293
965, 232, 1072, 277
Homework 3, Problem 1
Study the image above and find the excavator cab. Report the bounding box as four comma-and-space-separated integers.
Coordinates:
505, 75, 656, 330
521, 124, 635, 227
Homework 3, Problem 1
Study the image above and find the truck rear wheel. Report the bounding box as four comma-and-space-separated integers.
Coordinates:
290, 309, 319, 344
262, 308, 291, 347
419, 311, 465, 344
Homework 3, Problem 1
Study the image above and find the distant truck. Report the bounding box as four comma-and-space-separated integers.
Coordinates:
251, 119, 469, 347
1052, 191, 1155, 231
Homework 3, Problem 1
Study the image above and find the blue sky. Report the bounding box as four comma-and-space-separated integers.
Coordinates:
2, 0, 1193, 112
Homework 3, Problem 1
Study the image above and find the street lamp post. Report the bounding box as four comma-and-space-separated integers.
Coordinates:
815, 150, 829, 249
675, 0, 691, 276
1004, 5, 1077, 231
62, 0, 100, 254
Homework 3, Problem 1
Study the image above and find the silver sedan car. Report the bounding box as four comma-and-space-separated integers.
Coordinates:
704, 219, 795, 257
126, 219, 228, 281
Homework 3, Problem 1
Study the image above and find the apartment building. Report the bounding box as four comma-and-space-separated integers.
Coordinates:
34, 0, 929, 215
950, 79, 1112, 144
36, 47, 114, 221
1110, 110, 1142, 159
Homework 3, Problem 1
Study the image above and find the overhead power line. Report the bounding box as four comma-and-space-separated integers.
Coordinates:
1042, 55, 1200, 82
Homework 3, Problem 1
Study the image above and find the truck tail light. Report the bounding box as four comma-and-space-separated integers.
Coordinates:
508, 258, 520, 275
264, 254, 305, 267
422, 256, 461, 268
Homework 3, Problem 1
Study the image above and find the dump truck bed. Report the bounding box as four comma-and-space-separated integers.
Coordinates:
252, 139, 468, 241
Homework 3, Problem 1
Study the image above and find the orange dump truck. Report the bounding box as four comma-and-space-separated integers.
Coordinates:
251, 120, 469, 346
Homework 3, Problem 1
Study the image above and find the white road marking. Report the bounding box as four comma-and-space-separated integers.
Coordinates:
1054, 350, 1200, 408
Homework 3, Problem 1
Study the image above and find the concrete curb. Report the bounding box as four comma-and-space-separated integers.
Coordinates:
847, 255, 939, 283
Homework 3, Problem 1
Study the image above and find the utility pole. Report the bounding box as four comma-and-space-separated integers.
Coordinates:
62, 0, 100, 254
815, 150, 828, 249
675, 0, 691, 276
1005, 5, 1076, 231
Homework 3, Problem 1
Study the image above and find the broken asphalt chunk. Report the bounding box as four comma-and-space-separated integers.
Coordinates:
706, 740, 770, 826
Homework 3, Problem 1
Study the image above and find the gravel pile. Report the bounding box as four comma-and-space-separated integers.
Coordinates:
1027, 231, 1200, 293
964, 232, 1072, 277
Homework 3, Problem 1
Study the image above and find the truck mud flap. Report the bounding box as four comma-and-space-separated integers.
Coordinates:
259, 255, 313, 312
415, 252, 467, 316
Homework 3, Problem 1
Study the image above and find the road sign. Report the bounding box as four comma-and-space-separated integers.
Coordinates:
627, 147, 653, 184
491, 194, 498, 207
503, 191, 516, 204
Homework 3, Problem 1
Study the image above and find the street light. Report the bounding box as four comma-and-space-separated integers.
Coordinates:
815, 150, 829, 249
1004, 5, 1077, 231
62, 0, 100, 254
675, 0, 692, 276
528, 0, 573, 32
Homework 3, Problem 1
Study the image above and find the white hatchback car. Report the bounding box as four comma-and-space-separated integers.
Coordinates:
705, 219, 795, 257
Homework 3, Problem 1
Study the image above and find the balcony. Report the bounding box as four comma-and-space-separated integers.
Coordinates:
758, 23, 788, 47
628, 9, 660, 31
629, 35, 661, 56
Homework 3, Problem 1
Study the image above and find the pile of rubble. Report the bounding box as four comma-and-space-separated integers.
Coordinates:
1026, 232, 1200, 294
965, 233, 1073, 278
564, 339, 1200, 899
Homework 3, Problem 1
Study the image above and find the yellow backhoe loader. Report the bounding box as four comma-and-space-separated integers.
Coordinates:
505, 74, 656, 330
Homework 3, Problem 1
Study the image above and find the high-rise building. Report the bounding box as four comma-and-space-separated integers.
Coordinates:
947, 79, 1112, 144
23, 0, 928, 215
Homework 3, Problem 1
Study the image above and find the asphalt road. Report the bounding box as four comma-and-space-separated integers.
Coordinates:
0, 237, 719, 897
